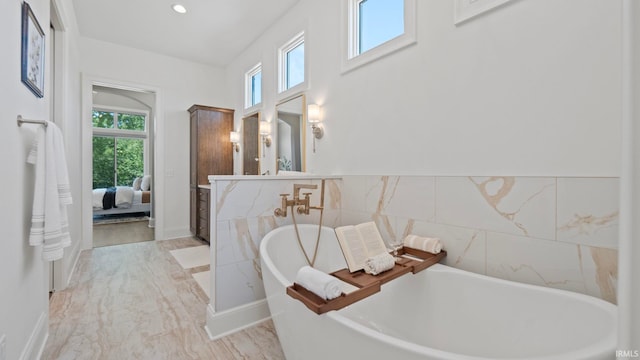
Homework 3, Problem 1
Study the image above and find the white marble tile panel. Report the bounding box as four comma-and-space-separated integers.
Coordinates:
557, 178, 619, 249
215, 220, 234, 266
340, 210, 375, 227
324, 179, 343, 211
486, 232, 591, 296
217, 216, 280, 266
215, 180, 298, 220
401, 220, 486, 275
578, 245, 618, 304
365, 176, 436, 221
436, 177, 556, 240
341, 176, 369, 212
215, 259, 266, 312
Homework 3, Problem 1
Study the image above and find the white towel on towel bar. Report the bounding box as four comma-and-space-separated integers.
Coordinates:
27, 121, 72, 261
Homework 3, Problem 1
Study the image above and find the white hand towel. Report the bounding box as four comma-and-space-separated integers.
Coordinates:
295, 266, 342, 300
27, 121, 72, 261
404, 234, 443, 254
364, 252, 395, 275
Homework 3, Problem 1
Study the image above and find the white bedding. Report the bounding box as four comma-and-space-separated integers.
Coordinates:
92, 187, 142, 210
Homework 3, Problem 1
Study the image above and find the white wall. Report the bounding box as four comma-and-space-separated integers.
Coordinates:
79, 38, 231, 239
54, 0, 84, 297
227, 0, 621, 177
0, 0, 82, 358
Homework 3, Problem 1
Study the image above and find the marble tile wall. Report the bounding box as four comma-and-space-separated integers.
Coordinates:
342, 176, 619, 304
212, 178, 342, 311
210, 175, 618, 313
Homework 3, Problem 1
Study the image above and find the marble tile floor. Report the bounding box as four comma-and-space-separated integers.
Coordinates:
43, 237, 286, 359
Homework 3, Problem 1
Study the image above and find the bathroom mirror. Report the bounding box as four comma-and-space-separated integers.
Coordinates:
276, 94, 306, 173
242, 112, 260, 175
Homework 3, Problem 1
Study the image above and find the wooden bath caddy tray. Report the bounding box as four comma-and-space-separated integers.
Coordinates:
286, 247, 446, 314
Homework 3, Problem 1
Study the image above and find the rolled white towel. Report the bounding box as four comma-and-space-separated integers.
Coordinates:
364, 252, 396, 275
295, 266, 342, 300
404, 234, 443, 254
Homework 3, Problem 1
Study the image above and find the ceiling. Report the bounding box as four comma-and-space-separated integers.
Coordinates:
72, 0, 301, 67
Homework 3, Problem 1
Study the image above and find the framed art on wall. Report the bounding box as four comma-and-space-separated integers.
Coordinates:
21, 1, 45, 98
454, 0, 512, 25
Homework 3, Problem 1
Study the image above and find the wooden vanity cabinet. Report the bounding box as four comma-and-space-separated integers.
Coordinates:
188, 105, 234, 242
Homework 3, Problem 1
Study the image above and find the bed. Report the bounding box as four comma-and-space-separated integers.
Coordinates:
92, 175, 151, 216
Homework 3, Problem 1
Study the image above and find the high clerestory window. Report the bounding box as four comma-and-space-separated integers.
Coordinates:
92, 108, 148, 188
278, 32, 305, 94
245, 63, 262, 109
343, 0, 416, 73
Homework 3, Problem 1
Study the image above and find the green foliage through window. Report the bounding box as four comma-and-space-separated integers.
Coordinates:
118, 113, 146, 131
92, 109, 146, 189
93, 137, 144, 188
92, 111, 114, 129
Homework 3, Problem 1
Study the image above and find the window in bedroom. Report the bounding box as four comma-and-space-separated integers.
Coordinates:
245, 63, 262, 109
92, 108, 148, 188
278, 32, 305, 93
343, 0, 416, 73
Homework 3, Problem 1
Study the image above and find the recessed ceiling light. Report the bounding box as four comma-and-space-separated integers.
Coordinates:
172, 4, 187, 14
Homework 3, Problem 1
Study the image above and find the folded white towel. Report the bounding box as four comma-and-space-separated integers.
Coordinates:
404, 234, 443, 254
364, 252, 396, 275
295, 266, 342, 300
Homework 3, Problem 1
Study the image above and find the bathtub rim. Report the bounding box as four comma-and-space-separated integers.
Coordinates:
260, 224, 617, 360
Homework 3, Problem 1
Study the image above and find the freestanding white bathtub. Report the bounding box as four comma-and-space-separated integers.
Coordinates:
260, 225, 617, 360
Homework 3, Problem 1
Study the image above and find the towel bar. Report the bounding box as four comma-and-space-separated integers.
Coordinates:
17, 115, 48, 127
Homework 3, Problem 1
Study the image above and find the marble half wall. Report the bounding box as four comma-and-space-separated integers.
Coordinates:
211, 177, 342, 311
341, 176, 619, 303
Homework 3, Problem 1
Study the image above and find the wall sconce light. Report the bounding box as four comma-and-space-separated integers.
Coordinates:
259, 120, 272, 148
230, 131, 240, 152
307, 104, 324, 153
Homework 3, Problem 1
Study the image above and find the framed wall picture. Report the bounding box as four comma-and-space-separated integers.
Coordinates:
454, 0, 512, 25
21, 2, 45, 98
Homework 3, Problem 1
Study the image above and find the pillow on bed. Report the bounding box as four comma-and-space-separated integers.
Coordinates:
141, 175, 151, 191
132, 177, 142, 191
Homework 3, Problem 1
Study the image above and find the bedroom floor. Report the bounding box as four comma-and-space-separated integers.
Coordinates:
43, 237, 285, 359
93, 218, 154, 248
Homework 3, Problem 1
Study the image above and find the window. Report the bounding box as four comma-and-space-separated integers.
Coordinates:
278, 32, 305, 93
343, 0, 416, 73
92, 108, 148, 188
358, 0, 404, 54
245, 63, 262, 109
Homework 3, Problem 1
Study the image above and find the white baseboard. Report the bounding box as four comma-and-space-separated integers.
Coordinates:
205, 300, 271, 340
64, 245, 82, 288
162, 227, 192, 241
19, 311, 47, 360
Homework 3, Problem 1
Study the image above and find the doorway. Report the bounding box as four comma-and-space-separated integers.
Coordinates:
90, 86, 155, 247
81, 77, 164, 250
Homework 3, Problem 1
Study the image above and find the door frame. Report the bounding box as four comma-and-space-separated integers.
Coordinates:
80, 74, 164, 249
